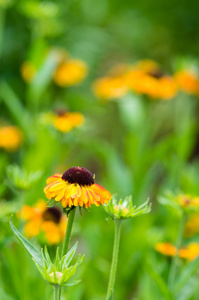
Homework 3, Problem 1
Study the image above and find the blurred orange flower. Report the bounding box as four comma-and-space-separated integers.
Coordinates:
176, 194, 199, 209
155, 242, 177, 256
179, 243, 199, 261
93, 76, 128, 100
44, 166, 111, 208
126, 60, 177, 100
174, 70, 199, 95
0, 126, 23, 151
52, 110, 84, 132
20, 199, 67, 245
53, 59, 87, 87
184, 214, 199, 237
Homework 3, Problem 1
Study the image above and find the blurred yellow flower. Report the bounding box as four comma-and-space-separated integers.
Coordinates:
184, 214, 199, 237
20, 61, 37, 83
174, 70, 199, 95
44, 166, 111, 208
20, 199, 67, 245
179, 243, 199, 261
0, 126, 23, 151
93, 76, 128, 100
155, 242, 199, 261
176, 194, 199, 209
52, 110, 84, 132
126, 61, 177, 100
53, 59, 87, 87
155, 242, 177, 256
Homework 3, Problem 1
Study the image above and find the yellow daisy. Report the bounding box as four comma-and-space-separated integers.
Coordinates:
0, 126, 23, 151
155, 242, 177, 257
44, 166, 111, 208
52, 110, 84, 133
21, 199, 67, 245
53, 59, 87, 87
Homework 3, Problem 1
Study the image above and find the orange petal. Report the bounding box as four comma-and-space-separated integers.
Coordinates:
46, 173, 62, 184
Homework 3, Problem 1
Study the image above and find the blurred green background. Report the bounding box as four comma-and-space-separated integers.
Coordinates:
1, 0, 199, 299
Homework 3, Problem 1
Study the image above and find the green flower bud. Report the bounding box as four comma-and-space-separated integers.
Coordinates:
104, 195, 151, 220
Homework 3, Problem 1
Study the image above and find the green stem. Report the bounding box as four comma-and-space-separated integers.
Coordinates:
0, 8, 5, 60
62, 207, 76, 256
168, 213, 185, 292
58, 207, 76, 299
106, 220, 122, 300
54, 286, 59, 300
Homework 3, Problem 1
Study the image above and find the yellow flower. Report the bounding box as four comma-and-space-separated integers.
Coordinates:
176, 194, 199, 209
155, 241, 199, 261
184, 214, 199, 237
20, 61, 37, 83
174, 70, 199, 95
53, 59, 87, 87
20, 199, 67, 245
0, 126, 23, 151
52, 110, 84, 132
155, 242, 177, 256
44, 166, 111, 208
126, 64, 177, 100
93, 76, 128, 100
179, 243, 199, 261
156, 76, 177, 100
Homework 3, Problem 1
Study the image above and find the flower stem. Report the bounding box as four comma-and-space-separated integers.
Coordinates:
168, 213, 185, 292
0, 8, 5, 60
58, 207, 76, 299
62, 207, 76, 256
106, 220, 122, 300
54, 286, 59, 300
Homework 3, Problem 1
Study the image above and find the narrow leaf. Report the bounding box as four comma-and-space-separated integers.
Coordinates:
10, 217, 43, 266
174, 256, 199, 295
145, 260, 174, 300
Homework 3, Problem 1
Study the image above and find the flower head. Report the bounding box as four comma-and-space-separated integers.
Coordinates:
126, 63, 177, 100
20, 199, 67, 244
104, 195, 151, 220
184, 213, 199, 237
52, 110, 84, 132
155, 242, 199, 261
159, 192, 199, 214
155, 242, 177, 257
53, 59, 87, 87
93, 76, 128, 100
44, 167, 111, 208
179, 243, 199, 261
0, 126, 23, 151
174, 70, 199, 95
35, 242, 84, 286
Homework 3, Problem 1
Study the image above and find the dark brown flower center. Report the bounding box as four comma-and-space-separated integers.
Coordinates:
147, 69, 164, 79
42, 207, 62, 224
54, 108, 68, 117
62, 166, 94, 186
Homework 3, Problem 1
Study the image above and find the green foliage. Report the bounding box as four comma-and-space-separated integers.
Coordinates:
1, 0, 199, 299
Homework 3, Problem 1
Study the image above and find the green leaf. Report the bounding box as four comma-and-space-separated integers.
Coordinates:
27, 49, 61, 108
9, 217, 43, 267
174, 256, 199, 295
0, 81, 31, 137
61, 242, 78, 269
145, 260, 174, 300
66, 279, 81, 286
